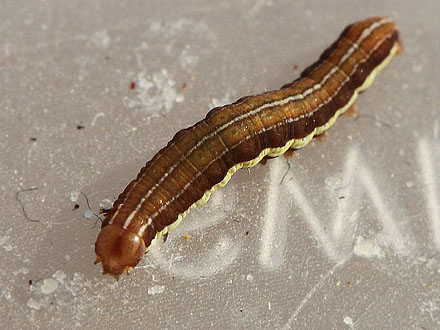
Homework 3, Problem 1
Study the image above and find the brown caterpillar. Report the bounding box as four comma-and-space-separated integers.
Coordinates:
95, 17, 401, 279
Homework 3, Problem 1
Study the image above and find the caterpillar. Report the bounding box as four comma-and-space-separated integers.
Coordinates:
95, 17, 401, 279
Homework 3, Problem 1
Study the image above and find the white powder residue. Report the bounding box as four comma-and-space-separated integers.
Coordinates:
353, 236, 384, 259
148, 285, 165, 295
54, 270, 67, 284
84, 210, 94, 219
41, 278, 58, 294
0, 234, 9, 247
26, 271, 93, 312
13, 267, 29, 276
69, 191, 80, 203
27, 297, 42, 310
100, 199, 113, 210
127, 69, 184, 113
343, 315, 354, 326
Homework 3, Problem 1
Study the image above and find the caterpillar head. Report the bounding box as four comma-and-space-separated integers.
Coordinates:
94, 224, 146, 279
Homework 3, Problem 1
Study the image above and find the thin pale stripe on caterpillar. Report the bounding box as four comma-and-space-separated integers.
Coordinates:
108, 18, 390, 231
95, 17, 401, 279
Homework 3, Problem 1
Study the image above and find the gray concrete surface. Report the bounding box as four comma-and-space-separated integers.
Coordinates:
1, 0, 439, 329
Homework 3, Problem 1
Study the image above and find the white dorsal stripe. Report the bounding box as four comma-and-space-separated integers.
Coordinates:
136, 27, 396, 237
110, 18, 391, 230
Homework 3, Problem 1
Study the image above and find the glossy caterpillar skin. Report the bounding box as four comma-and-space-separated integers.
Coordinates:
95, 17, 401, 278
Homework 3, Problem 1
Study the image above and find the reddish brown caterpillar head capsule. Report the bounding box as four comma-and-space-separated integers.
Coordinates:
95, 224, 146, 279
